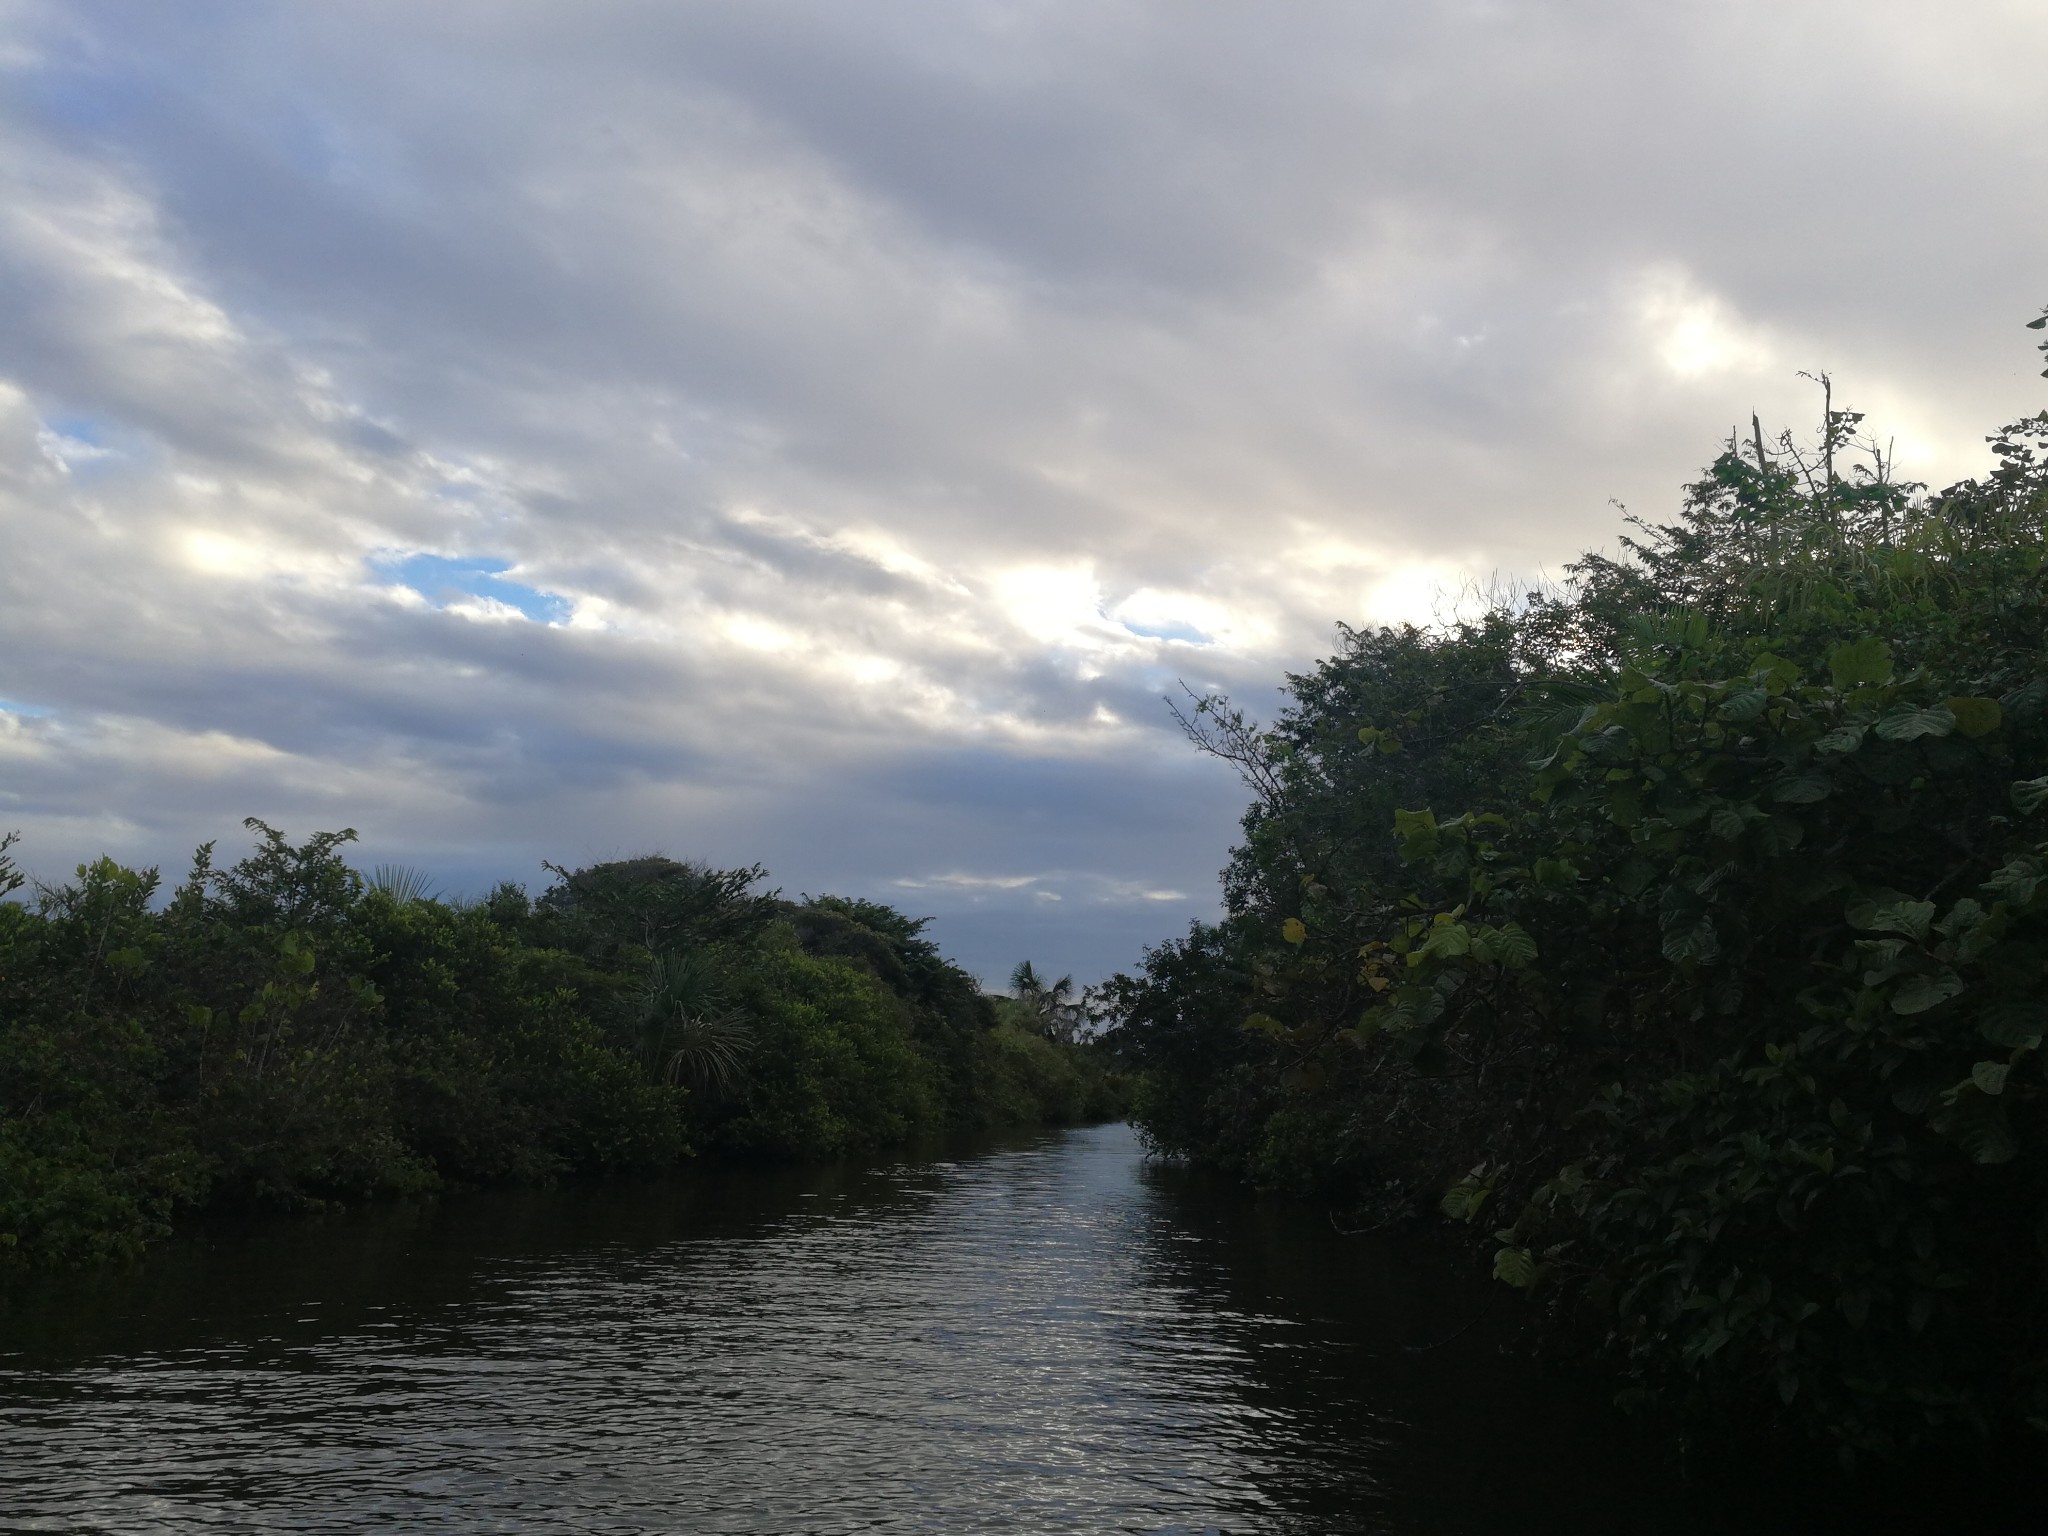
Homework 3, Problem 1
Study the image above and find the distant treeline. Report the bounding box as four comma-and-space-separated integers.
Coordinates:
0, 834, 1125, 1271
1105, 323, 2048, 1458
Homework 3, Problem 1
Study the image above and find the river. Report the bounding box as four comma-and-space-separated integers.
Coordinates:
2, 1122, 1796, 1533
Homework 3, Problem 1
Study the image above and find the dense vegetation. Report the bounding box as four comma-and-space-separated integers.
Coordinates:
1107, 324, 2048, 1457
0, 834, 1124, 1273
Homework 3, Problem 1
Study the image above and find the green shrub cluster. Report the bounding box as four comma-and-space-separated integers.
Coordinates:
976, 997, 1130, 1127
1107, 342, 2048, 1452
0, 829, 1124, 1271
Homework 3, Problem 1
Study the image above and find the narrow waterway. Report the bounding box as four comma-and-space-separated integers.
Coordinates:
2, 1123, 1761, 1533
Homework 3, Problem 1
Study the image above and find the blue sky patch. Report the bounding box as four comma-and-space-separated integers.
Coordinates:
373, 553, 570, 624
1117, 616, 1213, 645
0, 699, 52, 717
37, 412, 130, 477
47, 414, 107, 445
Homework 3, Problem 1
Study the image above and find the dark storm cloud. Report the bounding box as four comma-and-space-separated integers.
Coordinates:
1, 0, 2042, 981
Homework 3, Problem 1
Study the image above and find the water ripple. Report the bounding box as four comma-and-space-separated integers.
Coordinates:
0, 1125, 1734, 1535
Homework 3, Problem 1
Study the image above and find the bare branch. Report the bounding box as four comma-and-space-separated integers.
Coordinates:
1167, 681, 1286, 808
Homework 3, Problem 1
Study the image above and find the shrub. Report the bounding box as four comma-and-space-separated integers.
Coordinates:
1109, 339, 2048, 1451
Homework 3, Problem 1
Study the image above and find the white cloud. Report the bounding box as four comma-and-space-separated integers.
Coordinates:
0, 0, 2042, 980
443, 595, 537, 625
1635, 265, 1777, 382
897, 872, 1042, 892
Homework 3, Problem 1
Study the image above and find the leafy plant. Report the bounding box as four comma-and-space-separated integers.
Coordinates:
1109, 314, 2048, 1453
368, 864, 439, 905
642, 949, 753, 1093
3, 833, 1124, 1274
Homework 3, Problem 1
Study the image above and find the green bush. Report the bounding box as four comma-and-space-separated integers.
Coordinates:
1, 829, 1115, 1273
1108, 331, 2048, 1453
967, 1016, 1126, 1127
715, 935, 940, 1158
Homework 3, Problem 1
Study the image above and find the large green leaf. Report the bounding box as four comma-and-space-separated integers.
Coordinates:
1933, 896, 1988, 939
1814, 724, 1866, 754
1891, 971, 1964, 1014
2000, 674, 2048, 721
1493, 1246, 1539, 1288
1936, 1087, 2017, 1165
1419, 920, 1472, 959
2013, 776, 2048, 816
1752, 652, 1801, 695
1890, 1080, 1935, 1116
1607, 782, 1642, 827
1771, 773, 1831, 804
1393, 806, 1439, 859
1943, 696, 2002, 738
1978, 1000, 2045, 1049
1661, 913, 1720, 964
1874, 705, 1956, 742
1441, 1167, 1493, 1221
1984, 856, 2044, 906
1490, 922, 1538, 969
1867, 899, 1935, 942
1717, 686, 1769, 723
1829, 636, 1894, 690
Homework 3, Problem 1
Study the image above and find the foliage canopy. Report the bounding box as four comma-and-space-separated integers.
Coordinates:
1107, 333, 2048, 1455
1, 830, 1124, 1273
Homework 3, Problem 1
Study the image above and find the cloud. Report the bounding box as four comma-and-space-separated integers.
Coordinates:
0, 0, 2042, 982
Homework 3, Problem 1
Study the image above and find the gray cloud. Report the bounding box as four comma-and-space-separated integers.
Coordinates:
1, 0, 2043, 981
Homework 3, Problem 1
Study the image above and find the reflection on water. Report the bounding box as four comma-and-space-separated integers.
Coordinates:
2, 1124, 1747, 1533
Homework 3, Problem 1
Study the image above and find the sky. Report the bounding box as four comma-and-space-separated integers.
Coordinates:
1, 1, 2043, 986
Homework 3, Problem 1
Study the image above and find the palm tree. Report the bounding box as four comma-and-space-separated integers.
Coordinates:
641, 950, 752, 1094
368, 863, 438, 904
1008, 959, 1084, 1044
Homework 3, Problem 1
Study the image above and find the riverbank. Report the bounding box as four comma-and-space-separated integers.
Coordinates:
0, 829, 1127, 1275
1106, 387, 2048, 1461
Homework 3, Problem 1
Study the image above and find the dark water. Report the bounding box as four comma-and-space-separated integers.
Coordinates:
2, 1124, 1781, 1533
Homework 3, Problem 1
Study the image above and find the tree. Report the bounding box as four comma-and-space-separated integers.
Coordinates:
1008, 960, 1085, 1043
1110, 312, 2048, 1453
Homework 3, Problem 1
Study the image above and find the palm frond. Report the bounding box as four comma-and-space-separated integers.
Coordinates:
369, 863, 439, 904
643, 950, 752, 1093
663, 1011, 754, 1094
